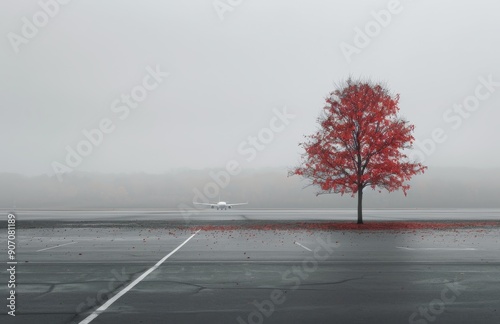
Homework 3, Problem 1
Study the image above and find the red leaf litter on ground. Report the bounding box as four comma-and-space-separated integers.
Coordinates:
191, 221, 500, 232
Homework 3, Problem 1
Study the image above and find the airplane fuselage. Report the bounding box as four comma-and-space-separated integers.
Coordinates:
212, 202, 231, 210
193, 200, 247, 210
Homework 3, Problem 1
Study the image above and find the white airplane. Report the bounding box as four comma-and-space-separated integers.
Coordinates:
193, 200, 248, 210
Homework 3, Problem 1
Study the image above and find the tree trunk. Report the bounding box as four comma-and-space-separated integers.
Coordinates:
357, 187, 363, 224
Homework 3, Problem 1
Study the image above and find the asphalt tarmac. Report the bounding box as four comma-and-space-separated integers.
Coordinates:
1, 209, 499, 324
5, 208, 500, 222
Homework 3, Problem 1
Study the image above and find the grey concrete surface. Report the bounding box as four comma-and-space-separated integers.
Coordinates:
3, 208, 500, 222
1, 210, 499, 323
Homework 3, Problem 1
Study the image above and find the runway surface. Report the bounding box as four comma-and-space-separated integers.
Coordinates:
4, 207, 500, 222
1, 209, 499, 323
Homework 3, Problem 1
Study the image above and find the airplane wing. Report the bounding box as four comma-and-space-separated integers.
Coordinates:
226, 202, 248, 207
193, 202, 217, 207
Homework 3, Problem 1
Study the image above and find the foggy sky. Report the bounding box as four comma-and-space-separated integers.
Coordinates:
2, 0, 500, 176
2, 167, 500, 209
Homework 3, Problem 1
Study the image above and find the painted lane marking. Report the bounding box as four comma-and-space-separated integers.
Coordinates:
78, 229, 200, 324
36, 241, 78, 252
294, 241, 312, 252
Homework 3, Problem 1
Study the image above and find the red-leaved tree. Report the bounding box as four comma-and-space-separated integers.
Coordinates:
290, 78, 427, 224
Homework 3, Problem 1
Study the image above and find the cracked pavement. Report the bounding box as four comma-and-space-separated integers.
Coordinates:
1, 210, 500, 324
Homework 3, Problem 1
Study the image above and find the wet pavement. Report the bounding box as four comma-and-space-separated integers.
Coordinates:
1, 210, 499, 323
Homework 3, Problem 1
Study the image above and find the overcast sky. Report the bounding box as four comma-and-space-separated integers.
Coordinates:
2, 0, 500, 176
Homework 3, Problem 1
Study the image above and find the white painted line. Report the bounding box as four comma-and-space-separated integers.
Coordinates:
396, 247, 477, 251
294, 241, 312, 252
78, 230, 200, 324
36, 241, 78, 252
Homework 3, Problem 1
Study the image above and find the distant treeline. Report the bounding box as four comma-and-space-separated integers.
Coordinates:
1, 167, 499, 209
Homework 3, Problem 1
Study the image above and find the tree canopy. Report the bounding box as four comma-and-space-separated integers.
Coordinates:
290, 78, 427, 224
